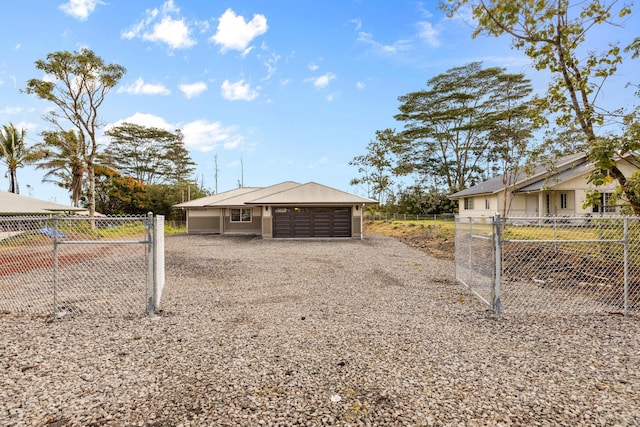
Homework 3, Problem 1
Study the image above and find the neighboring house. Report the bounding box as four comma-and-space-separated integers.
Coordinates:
449, 153, 637, 218
0, 191, 83, 215
173, 181, 379, 239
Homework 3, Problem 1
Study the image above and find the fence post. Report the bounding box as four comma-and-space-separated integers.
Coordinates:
468, 217, 473, 289
492, 214, 502, 315
146, 212, 156, 315
53, 217, 59, 317
624, 217, 629, 317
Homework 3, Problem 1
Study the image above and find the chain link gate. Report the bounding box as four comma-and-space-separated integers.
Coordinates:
0, 213, 164, 318
455, 215, 640, 317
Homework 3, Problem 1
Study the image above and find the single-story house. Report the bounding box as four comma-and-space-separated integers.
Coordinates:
173, 181, 379, 239
449, 153, 636, 218
0, 190, 83, 215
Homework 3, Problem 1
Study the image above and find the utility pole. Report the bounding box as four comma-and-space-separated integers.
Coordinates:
240, 156, 244, 188
214, 154, 219, 194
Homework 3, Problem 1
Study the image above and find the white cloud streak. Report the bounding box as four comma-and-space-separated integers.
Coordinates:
178, 81, 208, 98
117, 77, 171, 95
309, 72, 336, 89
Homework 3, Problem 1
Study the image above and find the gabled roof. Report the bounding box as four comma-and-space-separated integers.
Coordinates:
449, 153, 589, 199
0, 191, 83, 215
246, 182, 378, 205
173, 187, 260, 208
173, 181, 379, 208
206, 181, 301, 207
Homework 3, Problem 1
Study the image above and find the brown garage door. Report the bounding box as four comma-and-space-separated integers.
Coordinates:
272, 207, 351, 238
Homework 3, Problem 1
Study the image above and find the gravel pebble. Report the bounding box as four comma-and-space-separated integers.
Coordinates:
1, 233, 639, 426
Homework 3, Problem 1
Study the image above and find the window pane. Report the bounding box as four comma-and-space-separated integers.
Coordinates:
231, 209, 240, 221
241, 208, 252, 222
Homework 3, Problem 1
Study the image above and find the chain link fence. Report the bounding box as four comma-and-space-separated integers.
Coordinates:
0, 213, 164, 318
455, 215, 640, 317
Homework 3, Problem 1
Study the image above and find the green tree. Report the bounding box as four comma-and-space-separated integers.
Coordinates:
30, 130, 86, 206
0, 123, 33, 194
104, 123, 196, 185
25, 48, 126, 216
441, 0, 640, 213
349, 128, 404, 204
486, 73, 540, 216
395, 62, 535, 193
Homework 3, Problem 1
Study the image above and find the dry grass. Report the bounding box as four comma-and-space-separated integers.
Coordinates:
363, 220, 455, 260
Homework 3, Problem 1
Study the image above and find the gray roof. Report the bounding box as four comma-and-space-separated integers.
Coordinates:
0, 191, 83, 215
204, 181, 301, 207
173, 181, 379, 208
173, 187, 260, 208
449, 153, 589, 199
246, 182, 378, 205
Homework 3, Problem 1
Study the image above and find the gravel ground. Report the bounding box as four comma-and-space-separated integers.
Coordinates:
1, 233, 640, 426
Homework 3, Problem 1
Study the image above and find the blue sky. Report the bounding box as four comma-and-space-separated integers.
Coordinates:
0, 0, 638, 204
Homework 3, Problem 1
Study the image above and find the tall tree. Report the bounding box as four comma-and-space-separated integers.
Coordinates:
350, 128, 403, 204
395, 62, 535, 193
0, 124, 32, 194
441, 0, 640, 213
104, 123, 196, 185
486, 73, 540, 216
25, 48, 126, 216
30, 130, 86, 207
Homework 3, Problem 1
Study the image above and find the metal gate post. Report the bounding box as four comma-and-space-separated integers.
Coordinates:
468, 217, 473, 289
624, 217, 629, 317
146, 212, 155, 315
53, 217, 59, 317
492, 214, 502, 315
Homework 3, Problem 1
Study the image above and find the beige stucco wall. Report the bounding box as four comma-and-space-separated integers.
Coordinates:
186, 208, 222, 233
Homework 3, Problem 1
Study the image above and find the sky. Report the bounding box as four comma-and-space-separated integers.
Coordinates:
0, 0, 638, 205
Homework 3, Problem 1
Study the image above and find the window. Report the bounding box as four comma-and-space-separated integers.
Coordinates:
603, 193, 616, 213
485, 198, 490, 210
592, 192, 616, 214
230, 208, 252, 222
560, 193, 568, 210
464, 197, 474, 210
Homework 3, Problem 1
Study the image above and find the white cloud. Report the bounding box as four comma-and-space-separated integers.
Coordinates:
221, 79, 259, 101
309, 72, 336, 89
122, 0, 196, 50
356, 81, 366, 90
117, 77, 171, 95
350, 18, 362, 31
0, 106, 23, 115
417, 21, 440, 47
108, 113, 175, 132
356, 32, 412, 55
144, 16, 195, 49
182, 119, 243, 152
59, 0, 103, 21
210, 8, 268, 54
106, 114, 243, 152
178, 81, 208, 98
308, 62, 320, 71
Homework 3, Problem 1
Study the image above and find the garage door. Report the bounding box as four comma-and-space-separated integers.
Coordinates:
272, 207, 351, 238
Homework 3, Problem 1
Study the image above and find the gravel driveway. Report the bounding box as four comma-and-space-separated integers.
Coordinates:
1, 233, 640, 426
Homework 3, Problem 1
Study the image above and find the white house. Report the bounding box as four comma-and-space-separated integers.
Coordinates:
449, 153, 637, 218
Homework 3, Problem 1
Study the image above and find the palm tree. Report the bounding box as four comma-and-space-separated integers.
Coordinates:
0, 123, 31, 194
30, 130, 87, 207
